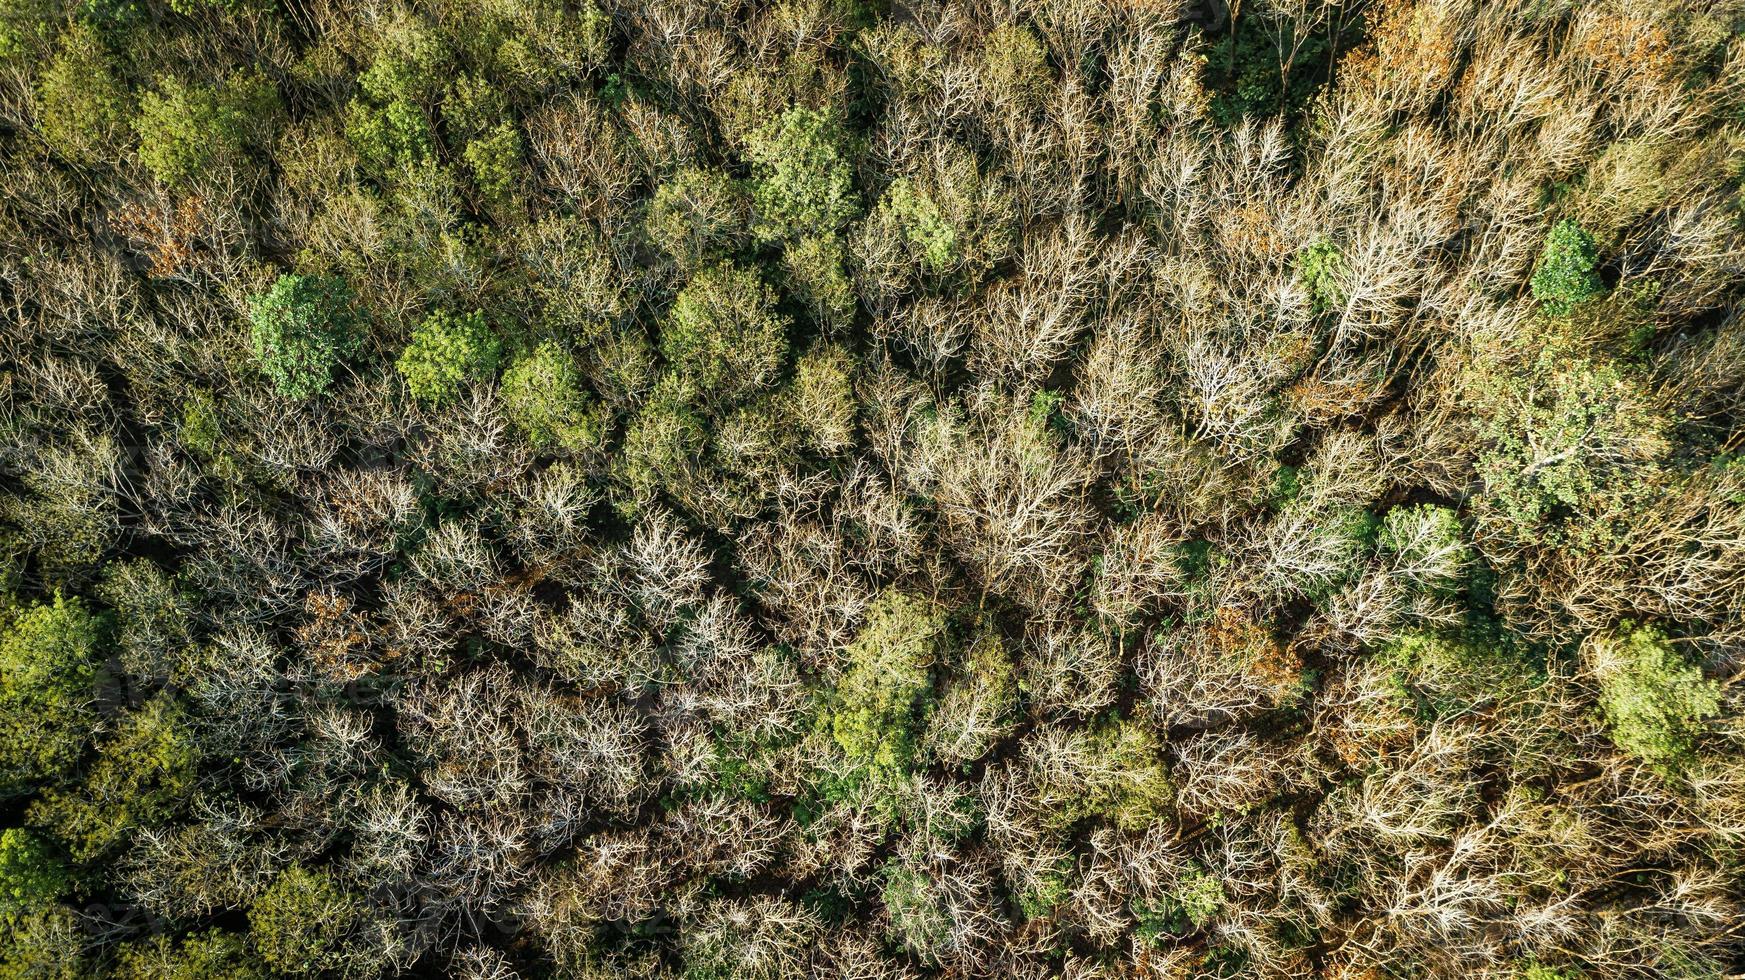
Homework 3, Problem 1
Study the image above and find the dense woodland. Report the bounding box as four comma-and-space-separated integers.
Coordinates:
3, 0, 1745, 976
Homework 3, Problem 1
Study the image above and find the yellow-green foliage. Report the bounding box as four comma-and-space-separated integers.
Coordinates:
881, 860, 952, 962
36, 25, 130, 164
29, 695, 198, 861
746, 107, 859, 243
0, 829, 68, 924
1592, 625, 1720, 774
134, 72, 279, 187
396, 309, 501, 406
0, 903, 84, 980
781, 232, 855, 330
661, 262, 789, 405
501, 342, 604, 452
646, 168, 748, 270
830, 591, 946, 776
926, 629, 1017, 765
1382, 630, 1540, 717
1475, 347, 1668, 547
247, 866, 364, 976
114, 930, 265, 980
618, 375, 708, 504
786, 344, 857, 454
0, 595, 98, 795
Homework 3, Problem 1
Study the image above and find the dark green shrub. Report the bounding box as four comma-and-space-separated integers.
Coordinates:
396, 309, 501, 406
247, 274, 366, 399
1133, 867, 1228, 941
1530, 219, 1606, 316
501, 342, 604, 452
1204, 8, 1348, 125
1016, 858, 1073, 920
0, 594, 99, 796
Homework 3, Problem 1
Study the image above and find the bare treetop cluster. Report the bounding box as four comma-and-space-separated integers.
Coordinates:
2, 0, 1745, 977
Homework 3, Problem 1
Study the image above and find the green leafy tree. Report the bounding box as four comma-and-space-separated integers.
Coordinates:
501, 342, 604, 452
1382, 628, 1541, 718
357, 18, 449, 105
781, 233, 855, 332
247, 866, 365, 975
856, 146, 1014, 297
0, 902, 84, 980
30, 694, 198, 861
1298, 237, 1348, 315
829, 591, 945, 777
396, 309, 501, 406
1531, 219, 1606, 316
97, 560, 193, 683
925, 630, 1017, 764
134, 72, 279, 187
462, 121, 523, 211
247, 274, 366, 399
662, 262, 789, 405
0, 829, 68, 924
1592, 625, 1720, 774
746, 107, 859, 243
1378, 504, 1470, 592
0, 595, 99, 796
618, 375, 708, 505
881, 179, 957, 273
1475, 351, 1667, 545
786, 344, 857, 454
1016, 857, 1074, 920
114, 930, 265, 980
1134, 866, 1227, 939
35, 24, 130, 165
978, 24, 1051, 109
1170, 867, 1227, 929
344, 98, 436, 172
